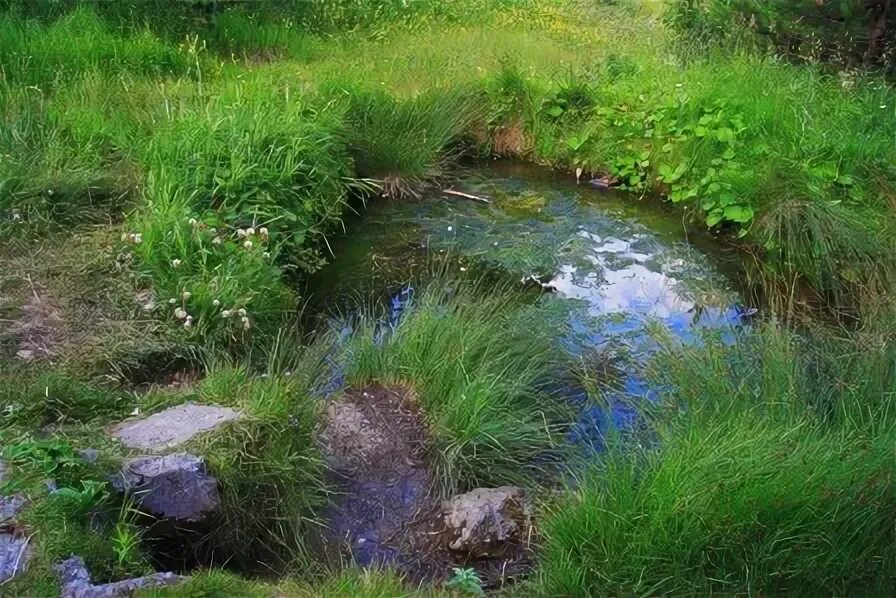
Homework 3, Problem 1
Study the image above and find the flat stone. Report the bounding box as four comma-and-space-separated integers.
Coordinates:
442, 486, 532, 558
108, 403, 242, 452
112, 453, 219, 521
0, 532, 32, 584
55, 556, 184, 598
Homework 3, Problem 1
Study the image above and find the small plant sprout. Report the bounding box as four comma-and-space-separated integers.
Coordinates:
446, 567, 484, 596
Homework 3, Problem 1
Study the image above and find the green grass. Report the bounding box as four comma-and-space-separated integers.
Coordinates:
534, 322, 896, 595
342, 280, 573, 493
3, 2, 896, 595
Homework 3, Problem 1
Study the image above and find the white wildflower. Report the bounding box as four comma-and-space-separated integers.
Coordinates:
169, 298, 177, 304
188, 218, 198, 227
212, 299, 220, 307
174, 307, 187, 320
221, 309, 232, 318
447, 226, 453, 231
241, 316, 251, 330
243, 240, 253, 249
182, 291, 192, 300
237, 228, 247, 238
237, 308, 247, 317
262, 251, 270, 259
172, 259, 182, 268
212, 236, 222, 245
259, 227, 269, 239
246, 227, 256, 236
183, 319, 192, 329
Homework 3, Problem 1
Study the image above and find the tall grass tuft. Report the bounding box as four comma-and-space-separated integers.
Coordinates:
342, 280, 572, 493
188, 341, 334, 572
327, 84, 484, 197
535, 322, 896, 595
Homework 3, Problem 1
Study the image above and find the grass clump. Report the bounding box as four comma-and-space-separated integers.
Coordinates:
342, 281, 572, 492
179, 344, 333, 572
329, 84, 484, 196
534, 323, 896, 595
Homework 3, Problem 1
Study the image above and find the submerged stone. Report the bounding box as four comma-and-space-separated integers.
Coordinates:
442, 486, 532, 558
55, 556, 184, 597
108, 403, 242, 452
113, 453, 219, 522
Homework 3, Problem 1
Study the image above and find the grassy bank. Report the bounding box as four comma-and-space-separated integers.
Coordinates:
535, 319, 896, 595
2, 1, 896, 596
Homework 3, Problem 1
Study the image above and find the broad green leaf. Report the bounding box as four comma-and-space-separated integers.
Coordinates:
723, 204, 754, 223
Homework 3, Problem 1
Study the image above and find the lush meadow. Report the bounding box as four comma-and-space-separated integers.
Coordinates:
1, 1, 894, 595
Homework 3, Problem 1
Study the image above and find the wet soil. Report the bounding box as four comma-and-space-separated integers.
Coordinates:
317, 385, 531, 587
317, 385, 449, 580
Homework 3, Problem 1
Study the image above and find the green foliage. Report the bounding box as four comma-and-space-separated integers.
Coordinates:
343, 280, 572, 492
535, 324, 896, 595
2, 436, 83, 482
0, 7, 188, 86
446, 568, 484, 596
52, 480, 108, 517
328, 83, 484, 196
666, 0, 896, 70
188, 361, 329, 572
0, 370, 133, 428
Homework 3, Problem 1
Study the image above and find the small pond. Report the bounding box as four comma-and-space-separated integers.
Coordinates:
307, 162, 755, 446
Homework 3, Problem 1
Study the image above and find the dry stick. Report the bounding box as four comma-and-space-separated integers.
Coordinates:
442, 188, 491, 204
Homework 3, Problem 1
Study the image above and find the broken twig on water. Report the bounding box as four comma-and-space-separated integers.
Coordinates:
442, 188, 491, 204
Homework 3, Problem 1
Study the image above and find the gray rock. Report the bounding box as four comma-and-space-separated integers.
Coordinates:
0, 494, 28, 523
0, 532, 32, 584
55, 556, 184, 598
108, 403, 242, 452
113, 453, 219, 521
442, 486, 531, 558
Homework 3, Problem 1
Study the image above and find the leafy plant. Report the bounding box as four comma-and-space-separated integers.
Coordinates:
53, 480, 109, 517
446, 567, 484, 596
